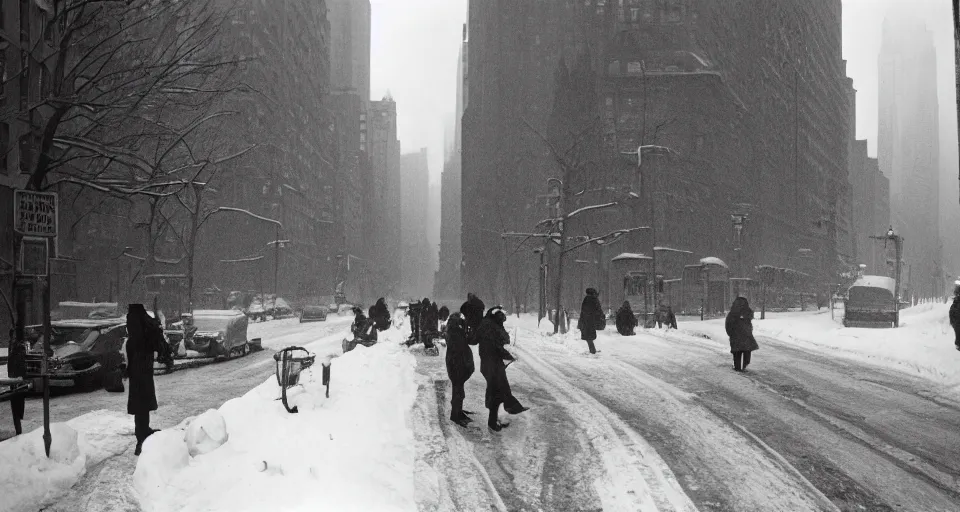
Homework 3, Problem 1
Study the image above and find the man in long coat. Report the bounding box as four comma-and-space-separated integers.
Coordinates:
477, 306, 527, 431
126, 304, 167, 455
578, 288, 605, 354
950, 285, 960, 350
615, 301, 638, 336
444, 313, 477, 427
725, 297, 760, 371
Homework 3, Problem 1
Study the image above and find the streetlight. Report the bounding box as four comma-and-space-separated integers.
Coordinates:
266, 238, 290, 315
533, 247, 546, 324
112, 246, 134, 303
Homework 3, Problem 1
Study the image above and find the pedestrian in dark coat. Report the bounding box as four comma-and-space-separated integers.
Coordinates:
126, 304, 166, 455
421, 298, 438, 349
445, 313, 477, 427
7, 328, 27, 435
656, 303, 678, 329
578, 288, 605, 354
615, 301, 638, 336
459, 293, 485, 341
368, 298, 391, 331
477, 306, 527, 431
949, 285, 960, 350
725, 297, 760, 371
352, 307, 376, 341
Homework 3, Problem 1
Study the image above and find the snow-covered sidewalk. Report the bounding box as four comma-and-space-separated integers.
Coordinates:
0, 410, 133, 512
132, 328, 418, 512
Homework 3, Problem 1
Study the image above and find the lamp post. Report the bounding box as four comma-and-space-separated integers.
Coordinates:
533, 247, 546, 324
112, 247, 134, 303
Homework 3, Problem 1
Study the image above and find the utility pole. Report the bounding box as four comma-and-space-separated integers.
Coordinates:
871, 227, 904, 327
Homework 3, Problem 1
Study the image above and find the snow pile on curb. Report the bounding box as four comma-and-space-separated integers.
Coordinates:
249, 316, 354, 351
680, 304, 960, 390
133, 339, 419, 512
0, 410, 133, 512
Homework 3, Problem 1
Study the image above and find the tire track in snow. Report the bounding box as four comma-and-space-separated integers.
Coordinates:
511, 336, 698, 512
612, 329, 960, 511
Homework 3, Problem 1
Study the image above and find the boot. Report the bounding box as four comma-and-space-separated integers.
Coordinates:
135, 442, 143, 456
13, 417, 22, 436
487, 406, 501, 430
586, 340, 597, 354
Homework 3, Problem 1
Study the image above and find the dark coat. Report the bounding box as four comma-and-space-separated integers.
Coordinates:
615, 303, 638, 335
445, 315, 477, 384
460, 295, 486, 334
126, 308, 166, 415
421, 300, 439, 334
368, 299, 391, 331
7, 331, 27, 379
477, 314, 515, 409
578, 293, 605, 341
725, 298, 760, 353
950, 297, 960, 329
657, 305, 678, 329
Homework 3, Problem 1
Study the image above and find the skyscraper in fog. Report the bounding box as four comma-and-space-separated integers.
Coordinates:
878, 15, 942, 298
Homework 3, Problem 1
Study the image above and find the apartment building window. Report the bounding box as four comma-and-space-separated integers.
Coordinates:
0, 123, 9, 174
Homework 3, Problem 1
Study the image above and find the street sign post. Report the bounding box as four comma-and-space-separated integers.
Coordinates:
12, 189, 57, 458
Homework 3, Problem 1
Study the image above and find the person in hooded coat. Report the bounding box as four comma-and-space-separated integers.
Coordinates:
460, 293, 485, 341
420, 298, 438, 349
578, 288, 605, 354
368, 298, 392, 331
126, 304, 167, 455
725, 297, 760, 371
615, 301, 638, 336
477, 306, 527, 431
444, 313, 477, 427
656, 303, 678, 329
949, 285, 960, 350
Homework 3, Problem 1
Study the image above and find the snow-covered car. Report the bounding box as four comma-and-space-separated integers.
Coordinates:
300, 306, 328, 323
327, 303, 339, 313
187, 310, 262, 357
24, 318, 127, 391
843, 275, 899, 328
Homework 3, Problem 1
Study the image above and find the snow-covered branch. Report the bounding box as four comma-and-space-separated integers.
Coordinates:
564, 201, 620, 220
561, 227, 651, 255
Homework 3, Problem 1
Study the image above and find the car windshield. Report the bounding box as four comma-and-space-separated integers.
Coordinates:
51, 327, 96, 347
193, 317, 232, 333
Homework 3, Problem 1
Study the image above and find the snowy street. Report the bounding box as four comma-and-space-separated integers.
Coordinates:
415, 309, 960, 512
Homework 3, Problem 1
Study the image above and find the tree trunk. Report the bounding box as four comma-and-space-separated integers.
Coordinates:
554, 225, 566, 334
186, 207, 199, 314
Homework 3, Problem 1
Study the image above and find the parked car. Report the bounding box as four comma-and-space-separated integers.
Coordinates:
843, 275, 899, 328
24, 318, 128, 391
187, 309, 262, 357
300, 306, 328, 323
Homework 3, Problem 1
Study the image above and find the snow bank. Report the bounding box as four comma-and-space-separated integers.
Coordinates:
248, 315, 353, 352
680, 304, 960, 391
0, 410, 133, 512
133, 335, 418, 512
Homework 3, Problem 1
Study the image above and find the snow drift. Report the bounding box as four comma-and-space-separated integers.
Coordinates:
0, 410, 133, 512
133, 328, 418, 512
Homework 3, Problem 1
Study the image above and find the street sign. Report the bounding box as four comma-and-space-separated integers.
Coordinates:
18, 237, 49, 277
14, 190, 58, 237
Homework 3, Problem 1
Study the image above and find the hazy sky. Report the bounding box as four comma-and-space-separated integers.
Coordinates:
370, 0, 467, 185
370, 0, 958, 188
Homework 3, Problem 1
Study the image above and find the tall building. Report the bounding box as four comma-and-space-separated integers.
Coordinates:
400, 149, 432, 297
878, 15, 942, 298
462, 0, 852, 308
327, 0, 372, 302
367, 96, 402, 295
437, 33, 467, 300
850, 140, 891, 274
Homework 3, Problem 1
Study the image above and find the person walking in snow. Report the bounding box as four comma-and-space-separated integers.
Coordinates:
656, 302, 678, 329
615, 301, 638, 336
445, 313, 478, 427
949, 285, 960, 351
126, 304, 166, 455
368, 298, 392, 332
460, 293, 486, 342
351, 306, 377, 342
578, 288, 605, 354
725, 297, 760, 372
477, 306, 528, 431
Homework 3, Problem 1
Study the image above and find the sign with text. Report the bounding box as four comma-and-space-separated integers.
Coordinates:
14, 190, 58, 237
19, 237, 49, 277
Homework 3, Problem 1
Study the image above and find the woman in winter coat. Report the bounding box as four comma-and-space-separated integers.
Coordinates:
126, 304, 167, 455
578, 288, 605, 354
725, 297, 760, 371
477, 306, 528, 431
615, 301, 638, 336
949, 285, 960, 350
445, 313, 477, 427
368, 298, 391, 331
